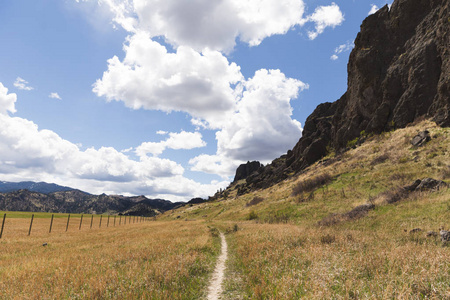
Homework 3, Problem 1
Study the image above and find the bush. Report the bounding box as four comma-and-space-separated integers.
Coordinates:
246, 196, 264, 207
248, 210, 258, 220
292, 173, 333, 196
320, 234, 336, 244
382, 188, 409, 204
370, 154, 389, 166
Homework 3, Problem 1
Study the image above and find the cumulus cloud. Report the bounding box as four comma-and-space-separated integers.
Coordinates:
0, 82, 225, 201
132, 0, 306, 52
93, 31, 243, 127
85, 0, 343, 52
49, 92, 62, 100
135, 131, 206, 157
330, 40, 354, 60
190, 69, 307, 177
0, 83, 17, 115
368, 4, 379, 15
306, 3, 344, 40
13, 77, 34, 91
86, 0, 340, 180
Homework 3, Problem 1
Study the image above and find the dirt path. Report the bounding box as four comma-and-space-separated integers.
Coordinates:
207, 231, 228, 300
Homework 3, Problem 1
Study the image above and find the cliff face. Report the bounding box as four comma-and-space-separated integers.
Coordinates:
236, 0, 449, 190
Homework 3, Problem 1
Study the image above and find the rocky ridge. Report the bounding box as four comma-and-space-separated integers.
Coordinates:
233, 0, 449, 191
0, 189, 186, 216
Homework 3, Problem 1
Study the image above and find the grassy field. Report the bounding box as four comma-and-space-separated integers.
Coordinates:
1, 120, 449, 299
0, 217, 220, 299
171, 120, 450, 298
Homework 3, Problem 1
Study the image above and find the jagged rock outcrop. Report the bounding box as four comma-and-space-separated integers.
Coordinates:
233, 161, 263, 182
234, 0, 449, 192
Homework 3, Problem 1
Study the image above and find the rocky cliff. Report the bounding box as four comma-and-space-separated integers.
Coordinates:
236, 0, 449, 190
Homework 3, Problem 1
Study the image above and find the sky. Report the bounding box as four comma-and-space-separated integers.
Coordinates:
0, 0, 391, 202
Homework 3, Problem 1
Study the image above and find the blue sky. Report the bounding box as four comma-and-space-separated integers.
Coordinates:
0, 0, 391, 201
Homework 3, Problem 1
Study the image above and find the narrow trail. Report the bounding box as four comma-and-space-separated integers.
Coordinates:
207, 231, 228, 300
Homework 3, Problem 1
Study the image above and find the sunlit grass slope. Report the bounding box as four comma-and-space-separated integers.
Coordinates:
0, 219, 220, 299
163, 119, 450, 298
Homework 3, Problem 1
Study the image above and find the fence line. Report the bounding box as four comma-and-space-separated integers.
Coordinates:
0, 213, 153, 239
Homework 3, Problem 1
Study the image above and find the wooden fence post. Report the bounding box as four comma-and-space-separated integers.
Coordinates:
114, 215, 116, 226
28, 214, 34, 236
90, 215, 93, 229
99, 215, 102, 228
107, 215, 110, 227
79, 214, 83, 230
49, 214, 54, 233
66, 214, 71, 232
119, 215, 121, 225
0, 214, 6, 239
125, 215, 127, 225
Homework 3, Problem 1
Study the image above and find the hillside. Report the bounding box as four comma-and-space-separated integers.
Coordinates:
159, 119, 450, 297
0, 189, 183, 216
0, 181, 75, 194
163, 120, 449, 223
232, 0, 449, 191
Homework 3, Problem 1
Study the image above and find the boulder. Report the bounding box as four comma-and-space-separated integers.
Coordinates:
411, 130, 431, 146
415, 178, 448, 191
440, 230, 450, 243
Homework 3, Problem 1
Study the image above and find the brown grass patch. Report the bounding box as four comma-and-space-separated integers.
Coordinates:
291, 173, 333, 196
318, 203, 375, 226
0, 218, 220, 299
246, 196, 264, 207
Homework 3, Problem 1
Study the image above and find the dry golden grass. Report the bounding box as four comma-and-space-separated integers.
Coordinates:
166, 120, 450, 298
0, 218, 220, 299
223, 222, 450, 299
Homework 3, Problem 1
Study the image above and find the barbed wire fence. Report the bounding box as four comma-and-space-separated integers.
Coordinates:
0, 212, 154, 239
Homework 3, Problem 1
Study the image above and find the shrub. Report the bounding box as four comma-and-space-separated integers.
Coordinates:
248, 210, 258, 220
440, 165, 450, 179
320, 234, 336, 244
346, 137, 358, 148
292, 173, 333, 196
382, 188, 410, 204
246, 196, 264, 207
264, 211, 290, 224
209, 227, 219, 238
370, 154, 389, 166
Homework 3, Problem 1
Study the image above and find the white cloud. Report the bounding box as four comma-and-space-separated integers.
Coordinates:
217, 69, 306, 161
136, 131, 206, 157
330, 40, 354, 60
87, 0, 343, 52
306, 3, 344, 40
84, 0, 339, 180
93, 31, 243, 127
190, 69, 307, 177
0, 82, 224, 201
97, 0, 307, 53
13, 77, 34, 91
0, 83, 17, 115
156, 130, 167, 135
368, 4, 379, 15
49, 92, 62, 100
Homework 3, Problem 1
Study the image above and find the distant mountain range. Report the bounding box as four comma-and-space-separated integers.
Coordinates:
0, 181, 75, 194
0, 181, 206, 216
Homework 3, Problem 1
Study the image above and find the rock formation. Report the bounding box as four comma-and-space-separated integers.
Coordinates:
234, 0, 449, 191
233, 161, 263, 182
